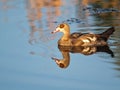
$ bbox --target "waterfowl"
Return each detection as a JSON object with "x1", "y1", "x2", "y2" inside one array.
[{"x1": 52, "y1": 23, "x2": 115, "y2": 46}]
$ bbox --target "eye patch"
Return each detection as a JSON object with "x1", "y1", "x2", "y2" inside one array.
[{"x1": 60, "y1": 24, "x2": 64, "y2": 28}]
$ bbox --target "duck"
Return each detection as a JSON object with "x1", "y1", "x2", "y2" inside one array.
[{"x1": 51, "y1": 23, "x2": 115, "y2": 46}]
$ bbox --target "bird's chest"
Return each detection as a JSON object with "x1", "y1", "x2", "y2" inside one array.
[{"x1": 58, "y1": 39, "x2": 72, "y2": 46}]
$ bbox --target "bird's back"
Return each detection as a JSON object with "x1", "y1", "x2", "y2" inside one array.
[
  {"x1": 71, "y1": 34, "x2": 101, "y2": 46},
  {"x1": 70, "y1": 27, "x2": 115, "y2": 46}
]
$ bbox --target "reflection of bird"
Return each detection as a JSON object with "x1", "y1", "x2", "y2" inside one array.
[
  {"x1": 52, "y1": 23, "x2": 115, "y2": 46},
  {"x1": 52, "y1": 45, "x2": 114, "y2": 69}
]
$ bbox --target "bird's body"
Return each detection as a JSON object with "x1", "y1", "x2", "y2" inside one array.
[
  {"x1": 52, "y1": 23, "x2": 115, "y2": 47},
  {"x1": 51, "y1": 23, "x2": 115, "y2": 68}
]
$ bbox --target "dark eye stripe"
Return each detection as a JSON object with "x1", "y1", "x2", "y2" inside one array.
[{"x1": 60, "y1": 24, "x2": 64, "y2": 28}]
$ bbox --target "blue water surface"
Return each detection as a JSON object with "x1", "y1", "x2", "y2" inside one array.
[{"x1": 0, "y1": 0, "x2": 120, "y2": 90}]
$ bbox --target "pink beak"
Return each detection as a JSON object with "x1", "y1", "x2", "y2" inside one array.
[
  {"x1": 51, "y1": 28, "x2": 60, "y2": 34},
  {"x1": 51, "y1": 57, "x2": 60, "y2": 63}
]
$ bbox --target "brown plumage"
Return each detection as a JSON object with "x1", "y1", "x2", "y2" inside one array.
[
  {"x1": 52, "y1": 23, "x2": 115, "y2": 46},
  {"x1": 52, "y1": 45, "x2": 114, "y2": 68}
]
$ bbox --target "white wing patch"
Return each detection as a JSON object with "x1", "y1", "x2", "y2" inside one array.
[
  {"x1": 82, "y1": 36, "x2": 97, "y2": 43},
  {"x1": 83, "y1": 39, "x2": 90, "y2": 43},
  {"x1": 87, "y1": 36, "x2": 96, "y2": 41}
]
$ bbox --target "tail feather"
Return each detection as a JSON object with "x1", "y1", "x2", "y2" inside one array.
[{"x1": 99, "y1": 27, "x2": 115, "y2": 41}]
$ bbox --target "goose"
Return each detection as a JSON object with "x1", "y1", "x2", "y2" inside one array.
[{"x1": 52, "y1": 23, "x2": 115, "y2": 46}]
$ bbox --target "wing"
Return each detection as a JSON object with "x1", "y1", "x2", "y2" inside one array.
[{"x1": 70, "y1": 32, "x2": 88, "y2": 39}]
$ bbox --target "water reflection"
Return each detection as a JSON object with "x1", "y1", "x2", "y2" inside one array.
[
  {"x1": 25, "y1": 0, "x2": 120, "y2": 72},
  {"x1": 26, "y1": 0, "x2": 62, "y2": 44},
  {"x1": 76, "y1": 0, "x2": 120, "y2": 74},
  {"x1": 52, "y1": 45, "x2": 114, "y2": 68},
  {"x1": 1, "y1": 0, "x2": 120, "y2": 90},
  {"x1": 82, "y1": 0, "x2": 120, "y2": 9},
  {"x1": 77, "y1": 0, "x2": 120, "y2": 27}
]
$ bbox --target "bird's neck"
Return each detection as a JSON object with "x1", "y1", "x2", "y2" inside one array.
[
  {"x1": 61, "y1": 32, "x2": 70, "y2": 41},
  {"x1": 61, "y1": 51, "x2": 70, "y2": 68}
]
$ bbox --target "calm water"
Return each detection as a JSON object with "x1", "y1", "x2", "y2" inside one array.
[{"x1": 0, "y1": 0, "x2": 120, "y2": 90}]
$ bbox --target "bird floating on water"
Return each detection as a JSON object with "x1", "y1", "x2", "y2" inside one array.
[
  {"x1": 51, "y1": 23, "x2": 115, "y2": 46},
  {"x1": 51, "y1": 23, "x2": 115, "y2": 68}
]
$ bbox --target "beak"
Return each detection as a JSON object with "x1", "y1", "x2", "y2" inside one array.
[
  {"x1": 51, "y1": 27, "x2": 60, "y2": 34},
  {"x1": 51, "y1": 57, "x2": 60, "y2": 64}
]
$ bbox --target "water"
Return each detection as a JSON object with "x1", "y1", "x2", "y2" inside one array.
[{"x1": 0, "y1": 0, "x2": 120, "y2": 90}]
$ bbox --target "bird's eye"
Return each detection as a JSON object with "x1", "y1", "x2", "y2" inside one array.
[{"x1": 60, "y1": 24, "x2": 64, "y2": 28}]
